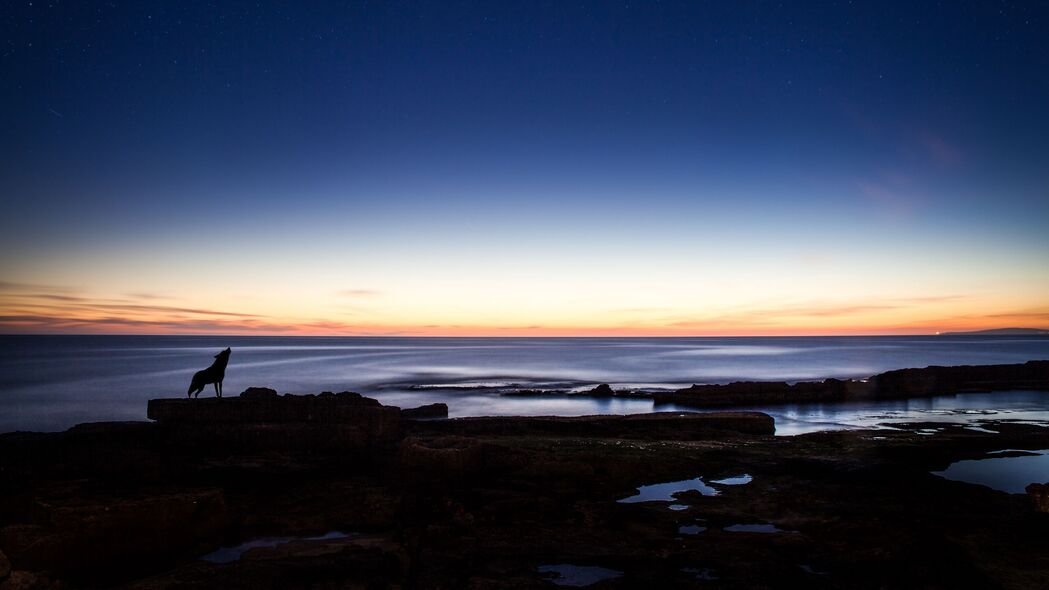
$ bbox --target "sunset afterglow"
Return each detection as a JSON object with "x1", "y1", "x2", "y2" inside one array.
[{"x1": 3, "y1": 2, "x2": 1047, "y2": 336}]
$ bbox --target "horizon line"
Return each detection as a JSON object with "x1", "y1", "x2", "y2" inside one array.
[{"x1": 4, "y1": 330, "x2": 1047, "y2": 338}]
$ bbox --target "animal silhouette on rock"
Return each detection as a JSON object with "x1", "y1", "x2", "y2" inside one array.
[{"x1": 188, "y1": 347, "x2": 231, "y2": 398}]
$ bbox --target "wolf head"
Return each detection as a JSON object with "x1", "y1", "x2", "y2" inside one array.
[{"x1": 215, "y1": 347, "x2": 231, "y2": 360}]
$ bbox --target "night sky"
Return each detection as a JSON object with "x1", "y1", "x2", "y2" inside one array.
[{"x1": 2, "y1": 1, "x2": 1048, "y2": 335}]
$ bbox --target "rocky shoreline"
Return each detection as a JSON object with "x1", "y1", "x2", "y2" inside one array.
[
  {"x1": 499, "y1": 360, "x2": 1049, "y2": 408},
  {"x1": 1, "y1": 362, "x2": 1048, "y2": 589}
]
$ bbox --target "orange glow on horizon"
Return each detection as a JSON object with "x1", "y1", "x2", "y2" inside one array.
[{"x1": 2, "y1": 277, "x2": 1046, "y2": 337}]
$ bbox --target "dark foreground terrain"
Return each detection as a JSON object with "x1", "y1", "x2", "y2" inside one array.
[{"x1": 2, "y1": 367, "x2": 1049, "y2": 589}]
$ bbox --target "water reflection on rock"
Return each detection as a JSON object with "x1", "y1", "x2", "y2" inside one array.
[
  {"x1": 618, "y1": 477, "x2": 718, "y2": 502},
  {"x1": 201, "y1": 531, "x2": 351, "y2": 564},
  {"x1": 932, "y1": 449, "x2": 1049, "y2": 494},
  {"x1": 537, "y1": 564, "x2": 623, "y2": 586}
]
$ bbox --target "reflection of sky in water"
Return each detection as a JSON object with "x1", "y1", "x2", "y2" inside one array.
[
  {"x1": 537, "y1": 564, "x2": 623, "y2": 587},
  {"x1": 201, "y1": 531, "x2": 349, "y2": 564},
  {"x1": 932, "y1": 450, "x2": 1049, "y2": 494},
  {"x1": 724, "y1": 523, "x2": 790, "y2": 533},
  {"x1": 618, "y1": 477, "x2": 720, "y2": 502},
  {"x1": 753, "y1": 392, "x2": 1049, "y2": 436},
  {"x1": 3, "y1": 335, "x2": 1048, "y2": 432}
]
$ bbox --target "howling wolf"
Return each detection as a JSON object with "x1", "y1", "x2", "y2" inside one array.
[{"x1": 187, "y1": 347, "x2": 231, "y2": 398}]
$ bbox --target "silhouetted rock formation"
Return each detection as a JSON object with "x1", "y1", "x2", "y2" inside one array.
[
  {"x1": 654, "y1": 379, "x2": 854, "y2": 407},
  {"x1": 146, "y1": 391, "x2": 402, "y2": 452},
  {"x1": 401, "y1": 403, "x2": 449, "y2": 419},
  {"x1": 239, "y1": 386, "x2": 279, "y2": 399},
  {"x1": 653, "y1": 360, "x2": 1049, "y2": 408},
  {"x1": 586, "y1": 383, "x2": 616, "y2": 397},
  {"x1": 1028, "y1": 483, "x2": 1049, "y2": 513},
  {"x1": 870, "y1": 360, "x2": 1049, "y2": 398}
]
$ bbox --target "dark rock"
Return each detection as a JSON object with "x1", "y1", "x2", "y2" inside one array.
[
  {"x1": 123, "y1": 538, "x2": 404, "y2": 590},
  {"x1": 239, "y1": 387, "x2": 279, "y2": 399},
  {"x1": 654, "y1": 379, "x2": 848, "y2": 407},
  {"x1": 871, "y1": 360, "x2": 1049, "y2": 398},
  {"x1": 148, "y1": 393, "x2": 391, "y2": 425},
  {"x1": 410, "y1": 411, "x2": 775, "y2": 439},
  {"x1": 585, "y1": 383, "x2": 615, "y2": 397},
  {"x1": 399, "y1": 436, "x2": 486, "y2": 478},
  {"x1": 1027, "y1": 482, "x2": 1049, "y2": 513},
  {"x1": 0, "y1": 571, "x2": 49, "y2": 590},
  {"x1": 653, "y1": 360, "x2": 1049, "y2": 408},
  {"x1": 2, "y1": 490, "x2": 227, "y2": 580},
  {"x1": 401, "y1": 403, "x2": 449, "y2": 419},
  {"x1": 145, "y1": 393, "x2": 403, "y2": 453},
  {"x1": 0, "y1": 550, "x2": 8, "y2": 580}
]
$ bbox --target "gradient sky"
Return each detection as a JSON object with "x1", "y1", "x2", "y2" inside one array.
[{"x1": 2, "y1": 1, "x2": 1048, "y2": 335}]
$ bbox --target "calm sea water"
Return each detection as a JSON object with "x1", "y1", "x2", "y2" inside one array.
[{"x1": 2, "y1": 335, "x2": 1049, "y2": 433}]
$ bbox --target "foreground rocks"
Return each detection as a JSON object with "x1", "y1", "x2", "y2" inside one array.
[
  {"x1": 147, "y1": 390, "x2": 403, "y2": 454},
  {"x1": 1, "y1": 384, "x2": 1049, "y2": 589}
]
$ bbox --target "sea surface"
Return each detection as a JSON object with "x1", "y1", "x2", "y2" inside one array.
[{"x1": 2, "y1": 335, "x2": 1049, "y2": 433}]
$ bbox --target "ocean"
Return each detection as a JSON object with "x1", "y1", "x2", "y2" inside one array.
[{"x1": 3, "y1": 335, "x2": 1049, "y2": 433}]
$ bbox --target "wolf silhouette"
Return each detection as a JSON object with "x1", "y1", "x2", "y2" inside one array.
[{"x1": 187, "y1": 347, "x2": 231, "y2": 398}]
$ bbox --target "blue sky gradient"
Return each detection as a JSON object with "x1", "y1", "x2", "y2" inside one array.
[{"x1": 2, "y1": 1, "x2": 1048, "y2": 334}]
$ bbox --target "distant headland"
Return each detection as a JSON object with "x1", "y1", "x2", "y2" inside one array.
[{"x1": 939, "y1": 328, "x2": 1049, "y2": 336}]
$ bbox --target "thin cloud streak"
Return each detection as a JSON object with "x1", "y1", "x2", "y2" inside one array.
[{"x1": 336, "y1": 289, "x2": 383, "y2": 297}]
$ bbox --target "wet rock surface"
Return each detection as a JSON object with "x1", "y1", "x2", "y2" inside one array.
[{"x1": 1, "y1": 389, "x2": 1048, "y2": 589}]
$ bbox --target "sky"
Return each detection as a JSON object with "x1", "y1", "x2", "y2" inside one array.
[{"x1": 2, "y1": 1, "x2": 1048, "y2": 336}]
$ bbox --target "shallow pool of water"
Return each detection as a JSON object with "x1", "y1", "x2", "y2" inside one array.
[
  {"x1": 679, "y1": 524, "x2": 707, "y2": 535},
  {"x1": 201, "y1": 531, "x2": 350, "y2": 563},
  {"x1": 932, "y1": 449, "x2": 1049, "y2": 494},
  {"x1": 537, "y1": 564, "x2": 623, "y2": 586},
  {"x1": 710, "y1": 474, "x2": 753, "y2": 485},
  {"x1": 724, "y1": 523, "x2": 790, "y2": 533},
  {"x1": 751, "y1": 391, "x2": 1049, "y2": 436},
  {"x1": 618, "y1": 477, "x2": 719, "y2": 503}
]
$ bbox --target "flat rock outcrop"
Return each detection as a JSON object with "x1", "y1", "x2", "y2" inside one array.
[
  {"x1": 400, "y1": 403, "x2": 449, "y2": 419},
  {"x1": 871, "y1": 360, "x2": 1049, "y2": 398},
  {"x1": 146, "y1": 390, "x2": 403, "y2": 452},
  {"x1": 654, "y1": 360, "x2": 1049, "y2": 408},
  {"x1": 410, "y1": 411, "x2": 775, "y2": 439},
  {"x1": 654, "y1": 379, "x2": 855, "y2": 407},
  {"x1": 148, "y1": 390, "x2": 394, "y2": 425}
]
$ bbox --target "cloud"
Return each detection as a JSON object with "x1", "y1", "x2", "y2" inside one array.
[
  {"x1": 125, "y1": 292, "x2": 167, "y2": 300},
  {"x1": 336, "y1": 289, "x2": 382, "y2": 297},
  {"x1": 0, "y1": 313, "x2": 303, "y2": 334},
  {"x1": 663, "y1": 295, "x2": 965, "y2": 330},
  {"x1": 0, "y1": 280, "x2": 77, "y2": 293}
]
